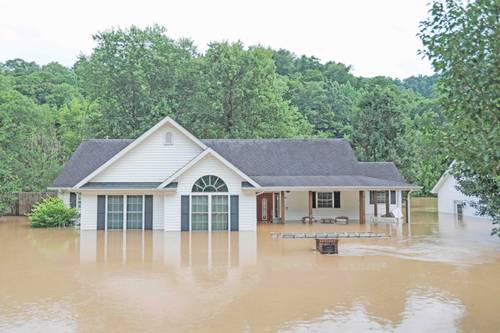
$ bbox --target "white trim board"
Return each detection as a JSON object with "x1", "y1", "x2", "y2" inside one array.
[{"x1": 74, "y1": 117, "x2": 207, "y2": 189}]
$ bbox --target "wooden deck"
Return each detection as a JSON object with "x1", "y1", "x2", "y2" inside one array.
[{"x1": 271, "y1": 231, "x2": 388, "y2": 239}]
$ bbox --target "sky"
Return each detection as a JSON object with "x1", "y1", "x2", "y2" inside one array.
[{"x1": 0, "y1": 0, "x2": 434, "y2": 79}]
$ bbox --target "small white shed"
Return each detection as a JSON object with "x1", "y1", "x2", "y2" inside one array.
[{"x1": 431, "y1": 166, "x2": 485, "y2": 218}]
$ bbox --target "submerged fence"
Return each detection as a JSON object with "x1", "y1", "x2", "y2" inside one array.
[{"x1": 1, "y1": 192, "x2": 56, "y2": 216}]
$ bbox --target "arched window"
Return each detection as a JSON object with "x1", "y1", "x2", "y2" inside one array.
[{"x1": 192, "y1": 175, "x2": 228, "y2": 192}]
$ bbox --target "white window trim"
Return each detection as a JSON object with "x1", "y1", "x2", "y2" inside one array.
[
  {"x1": 104, "y1": 195, "x2": 146, "y2": 230},
  {"x1": 189, "y1": 193, "x2": 230, "y2": 232},
  {"x1": 316, "y1": 192, "x2": 333, "y2": 209},
  {"x1": 315, "y1": 192, "x2": 341, "y2": 209}
]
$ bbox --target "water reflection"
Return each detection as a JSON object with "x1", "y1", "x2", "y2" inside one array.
[
  {"x1": 277, "y1": 288, "x2": 465, "y2": 333},
  {"x1": 1, "y1": 206, "x2": 499, "y2": 332},
  {"x1": 80, "y1": 231, "x2": 257, "y2": 270}
]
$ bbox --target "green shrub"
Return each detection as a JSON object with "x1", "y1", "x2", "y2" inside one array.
[{"x1": 28, "y1": 197, "x2": 78, "y2": 228}]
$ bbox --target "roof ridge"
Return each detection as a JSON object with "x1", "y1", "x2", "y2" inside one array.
[
  {"x1": 202, "y1": 138, "x2": 347, "y2": 142},
  {"x1": 82, "y1": 138, "x2": 134, "y2": 142}
]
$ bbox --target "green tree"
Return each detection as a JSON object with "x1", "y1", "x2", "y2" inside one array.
[
  {"x1": 75, "y1": 25, "x2": 199, "y2": 138},
  {"x1": 420, "y1": 0, "x2": 499, "y2": 235},
  {"x1": 351, "y1": 84, "x2": 410, "y2": 171},
  {"x1": 0, "y1": 78, "x2": 61, "y2": 195},
  {"x1": 188, "y1": 42, "x2": 311, "y2": 138}
]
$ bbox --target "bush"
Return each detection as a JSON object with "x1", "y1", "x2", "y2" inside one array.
[{"x1": 28, "y1": 197, "x2": 78, "y2": 228}]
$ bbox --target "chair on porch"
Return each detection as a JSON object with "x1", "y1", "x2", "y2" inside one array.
[
  {"x1": 302, "y1": 216, "x2": 316, "y2": 224},
  {"x1": 334, "y1": 216, "x2": 349, "y2": 224}
]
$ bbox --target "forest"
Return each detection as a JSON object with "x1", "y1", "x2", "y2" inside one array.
[
  {"x1": 0, "y1": 0, "x2": 497, "y2": 232},
  {"x1": 0, "y1": 26, "x2": 446, "y2": 196}
]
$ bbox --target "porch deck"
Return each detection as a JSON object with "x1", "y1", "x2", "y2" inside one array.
[{"x1": 271, "y1": 231, "x2": 388, "y2": 239}]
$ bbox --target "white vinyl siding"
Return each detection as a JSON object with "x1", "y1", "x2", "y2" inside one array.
[
  {"x1": 168, "y1": 154, "x2": 256, "y2": 232},
  {"x1": 153, "y1": 194, "x2": 164, "y2": 230},
  {"x1": 365, "y1": 190, "x2": 401, "y2": 217},
  {"x1": 79, "y1": 192, "x2": 165, "y2": 230},
  {"x1": 80, "y1": 193, "x2": 98, "y2": 230},
  {"x1": 164, "y1": 193, "x2": 180, "y2": 231},
  {"x1": 286, "y1": 191, "x2": 359, "y2": 221},
  {"x1": 92, "y1": 123, "x2": 203, "y2": 182},
  {"x1": 436, "y1": 175, "x2": 485, "y2": 217},
  {"x1": 58, "y1": 191, "x2": 70, "y2": 207}
]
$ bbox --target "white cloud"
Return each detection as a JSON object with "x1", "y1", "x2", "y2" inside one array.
[{"x1": 0, "y1": 0, "x2": 434, "y2": 78}]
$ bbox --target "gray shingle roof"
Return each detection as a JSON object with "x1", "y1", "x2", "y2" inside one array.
[
  {"x1": 203, "y1": 139, "x2": 411, "y2": 187},
  {"x1": 52, "y1": 139, "x2": 133, "y2": 187},
  {"x1": 52, "y1": 138, "x2": 413, "y2": 188}
]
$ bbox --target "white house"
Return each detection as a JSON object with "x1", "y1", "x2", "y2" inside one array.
[
  {"x1": 50, "y1": 117, "x2": 418, "y2": 231},
  {"x1": 431, "y1": 165, "x2": 485, "y2": 218}
]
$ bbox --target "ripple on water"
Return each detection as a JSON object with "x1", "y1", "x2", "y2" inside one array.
[{"x1": 277, "y1": 288, "x2": 464, "y2": 333}]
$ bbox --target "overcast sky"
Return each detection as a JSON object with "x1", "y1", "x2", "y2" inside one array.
[{"x1": 0, "y1": 0, "x2": 434, "y2": 79}]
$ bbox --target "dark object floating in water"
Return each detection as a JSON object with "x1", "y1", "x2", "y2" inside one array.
[{"x1": 316, "y1": 238, "x2": 339, "y2": 254}]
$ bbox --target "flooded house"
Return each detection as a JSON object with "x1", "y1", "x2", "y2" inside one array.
[{"x1": 49, "y1": 117, "x2": 419, "y2": 231}]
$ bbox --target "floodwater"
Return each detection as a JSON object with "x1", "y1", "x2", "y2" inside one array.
[{"x1": 0, "y1": 200, "x2": 499, "y2": 333}]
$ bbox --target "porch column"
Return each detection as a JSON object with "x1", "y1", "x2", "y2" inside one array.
[
  {"x1": 308, "y1": 191, "x2": 313, "y2": 219},
  {"x1": 373, "y1": 191, "x2": 378, "y2": 217},
  {"x1": 280, "y1": 191, "x2": 286, "y2": 224},
  {"x1": 405, "y1": 191, "x2": 411, "y2": 224},
  {"x1": 359, "y1": 191, "x2": 365, "y2": 224},
  {"x1": 385, "y1": 191, "x2": 390, "y2": 216}
]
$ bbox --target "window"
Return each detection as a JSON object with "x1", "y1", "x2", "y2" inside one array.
[
  {"x1": 127, "y1": 196, "x2": 143, "y2": 229},
  {"x1": 211, "y1": 195, "x2": 229, "y2": 231},
  {"x1": 107, "y1": 196, "x2": 124, "y2": 229},
  {"x1": 317, "y1": 192, "x2": 333, "y2": 208},
  {"x1": 192, "y1": 175, "x2": 228, "y2": 192},
  {"x1": 369, "y1": 191, "x2": 397, "y2": 204},
  {"x1": 261, "y1": 198, "x2": 268, "y2": 220},
  {"x1": 165, "y1": 132, "x2": 173, "y2": 145},
  {"x1": 77, "y1": 193, "x2": 81, "y2": 212},
  {"x1": 191, "y1": 196, "x2": 209, "y2": 231},
  {"x1": 316, "y1": 192, "x2": 341, "y2": 208}
]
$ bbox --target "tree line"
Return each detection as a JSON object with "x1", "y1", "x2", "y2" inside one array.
[
  {"x1": 0, "y1": 26, "x2": 446, "y2": 196},
  {"x1": 0, "y1": 0, "x2": 497, "y2": 233}
]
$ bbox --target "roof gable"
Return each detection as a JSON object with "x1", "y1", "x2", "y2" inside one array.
[
  {"x1": 431, "y1": 162, "x2": 455, "y2": 194},
  {"x1": 74, "y1": 117, "x2": 206, "y2": 188},
  {"x1": 52, "y1": 123, "x2": 417, "y2": 189},
  {"x1": 158, "y1": 149, "x2": 260, "y2": 189}
]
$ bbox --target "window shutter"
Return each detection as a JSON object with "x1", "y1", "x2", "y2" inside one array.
[
  {"x1": 97, "y1": 195, "x2": 105, "y2": 230},
  {"x1": 390, "y1": 191, "x2": 396, "y2": 205},
  {"x1": 70, "y1": 192, "x2": 76, "y2": 208},
  {"x1": 333, "y1": 191, "x2": 341, "y2": 208},
  {"x1": 230, "y1": 195, "x2": 239, "y2": 231},
  {"x1": 144, "y1": 195, "x2": 153, "y2": 230},
  {"x1": 312, "y1": 192, "x2": 316, "y2": 208},
  {"x1": 181, "y1": 196, "x2": 190, "y2": 231},
  {"x1": 369, "y1": 191, "x2": 374, "y2": 204}
]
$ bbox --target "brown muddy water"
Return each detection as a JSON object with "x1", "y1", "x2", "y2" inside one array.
[{"x1": 0, "y1": 200, "x2": 499, "y2": 332}]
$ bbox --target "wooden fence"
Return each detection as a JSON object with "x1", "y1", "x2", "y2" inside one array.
[{"x1": 1, "y1": 192, "x2": 57, "y2": 216}]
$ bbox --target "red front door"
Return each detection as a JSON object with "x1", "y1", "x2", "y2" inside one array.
[{"x1": 257, "y1": 193, "x2": 273, "y2": 223}]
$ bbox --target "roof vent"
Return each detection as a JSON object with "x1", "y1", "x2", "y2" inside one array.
[{"x1": 165, "y1": 132, "x2": 173, "y2": 145}]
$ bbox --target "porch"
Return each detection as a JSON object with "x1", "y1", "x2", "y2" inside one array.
[{"x1": 256, "y1": 189, "x2": 412, "y2": 225}]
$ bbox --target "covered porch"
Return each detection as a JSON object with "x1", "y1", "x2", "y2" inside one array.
[{"x1": 256, "y1": 189, "x2": 412, "y2": 225}]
